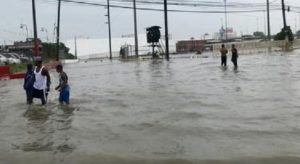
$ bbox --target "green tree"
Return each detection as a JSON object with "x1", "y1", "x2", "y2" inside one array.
[
  {"x1": 274, "y1": 26, "x2": 294, "y2": 42},
  {"x1": 42, "y1": 42, "x2": 75, "y2": 60}
]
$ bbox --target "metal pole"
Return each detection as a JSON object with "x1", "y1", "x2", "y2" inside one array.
[
  {"x1": 56, "y1": 0, "x2": 61, "y2": 61},
  {"x1": 53, "y1": 23, "x2": 56, "y2": 43},
  {"x1": 26, "y1": 25, "x2": 29, "y2": 38},
  {"x1": 107, "y1": 0, "x2": 112, "y2": 60},
  {"x1": 164, "y1": 0, "x2": 170, "y2": 60},
  {"x1": 224, "y1": 0, "x2": 228, "y2": 41},
  {"x1": 41, "y1": 28, "x2": 49, "y2": 42},
  {"x1": 263, "y1": 11, "x2": 266, "y2": 35},
  {"x1": 133, "y1": 0, "x2": 139, "y2": 57},
  {"x1": 256, "y1": 17, "x2": 259, "y2": 32},
  {"x1": 74, "y1": 36, "x2": 77, "y2": 59},
  {"x1": 294, "y1": 13, "x2": 298, "y2": 33},
  {"x1": 32, "y1": 0, "x2": 39, "y2": 57},
  {"x1": 46, "y1": 30, "x2": 49, "y2": 42}
]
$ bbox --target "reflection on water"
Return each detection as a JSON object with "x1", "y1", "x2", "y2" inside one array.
[
  {"x1": 10, "y1": 104, "x2": 76, "y2": 154},
  {"x1": 1, "y1": 52, "x2": 300, "y2": 163}
]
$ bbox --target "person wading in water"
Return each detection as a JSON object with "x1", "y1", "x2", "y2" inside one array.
[
  {"x1": 231, "y1": 44, "x2": 238, "y2": 70},
  {"x1": 55, "y1": 64, "x2": 70, "y2": 105},
  {"x1": 220, "y1": 44, "x2": 228, "y2": 67},
  {"x1": 29, "y1": 56, "x2": 51, "y2": 105},
  {"x1": 23, "y1": 63, "x2": 34, "y2": 104}
]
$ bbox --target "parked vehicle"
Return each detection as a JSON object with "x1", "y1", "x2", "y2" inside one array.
[
  {"x1": 9, "y1": 53, "x2": 20, "y2": 59},
  {"x1": 2, "y1": 53, "x2": 21, "y2": 64},
  {"x1": 18, "y1": 53, "x2": 32, "y2": 62},
  {"x1": 0, "y1": 54, "x2": 8, "y2": 64}
]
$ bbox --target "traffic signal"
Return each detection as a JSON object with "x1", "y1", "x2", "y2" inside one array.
[{"x1": 146, "y1": 26, "x2": 161, "y2": 43}]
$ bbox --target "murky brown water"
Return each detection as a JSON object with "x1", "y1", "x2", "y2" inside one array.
[{"x1": 1, "y1": 52, "x2": 300, "y2": 163}]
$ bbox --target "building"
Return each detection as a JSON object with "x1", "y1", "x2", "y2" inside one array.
[
  {"x1": 176, "y1": 38, "x2": 206, "y2": 53},
  {"x1": 6, "y1": 38, "x2": 43, "y2": 57},
  {"x1": 214, "y1": 26, "x2": 237, "y2": 41}
]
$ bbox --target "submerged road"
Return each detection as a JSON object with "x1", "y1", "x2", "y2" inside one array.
[{"x1": 1, "y1": 52, "x2": 300, "y2": 163}]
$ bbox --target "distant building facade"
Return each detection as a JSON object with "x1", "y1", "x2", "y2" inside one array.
[{"x1": 6, "y1": 38, "x2": 43, "y2": 57}]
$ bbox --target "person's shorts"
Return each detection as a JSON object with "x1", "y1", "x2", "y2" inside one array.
[
  {"x1": 59, "y1": 85, "x2": 70, "y2": 103},
  {"x1": 32, "y1": 88, "x2": 46, "y2": 99}
]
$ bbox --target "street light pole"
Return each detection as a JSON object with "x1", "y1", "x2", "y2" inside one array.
[
  {"x1": 133, "y1": 0, "x2": 139, "y2": 57},
  {"x1": 20, "y1": 24, "x2": 29, "y2": 38},
  {"x1": 107, "y1": 0, "x2": 112, "y2": 60},
  {"x1": 41, "y1": 27, "x2": 49, "y2": 42},
  {"x1": 32, "y1": 0, "x2": 39, "y2": 57},
  {"x1": 224, "y1": 0, "x2": 228, "y2": 41},
  {"x1": 53, "y1": 23, "x2": 57, "y2": 43},
  {"x1": 256, "y1": 17, "x2": 259, "y2": 32},
  {"x1": 164, "y1": 0, "x2": 170, "y2": 60}
]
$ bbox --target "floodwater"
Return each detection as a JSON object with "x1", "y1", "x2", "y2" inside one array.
[{"x1": 1, "y1": 52, "x2": 300, "y2": 164}]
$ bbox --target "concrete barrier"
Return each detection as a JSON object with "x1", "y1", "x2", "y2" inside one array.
[
  {"x1": 61, "y1": 59, "x2": 79, "y2": 64},
  {"x1": 0, "y1": 66, "x2": 25, "y2": 80}
]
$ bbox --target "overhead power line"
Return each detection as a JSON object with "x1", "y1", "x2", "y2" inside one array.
[{"x1": 57, "y1": 0, "x2": 282, "y2": 13}]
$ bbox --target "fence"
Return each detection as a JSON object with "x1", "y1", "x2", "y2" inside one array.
[
  {"x1": 212, "y1": 39, "x2": 300, "y2": 56},
  {"x1": 85, "y1": 44, "x2": 176, "y2": 59}
]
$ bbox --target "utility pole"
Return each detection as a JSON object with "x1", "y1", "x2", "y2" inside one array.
[
  {"x1": 224, "y1": 0, "x2": 228, "y2": 41},
  {"x1": 56, "y1": 0, "x2": 61, "y2": 61},
  {"x1": 267, "y1": 0, "x2": 271, "y2": 40},
  {"x1": 164, "y1": 0, "x2": 170, "y2": 60},
  {"x1": 107, "y1": 0, "x2": 112, "y2": 60},
  {"x1": 281, "y1": 0, "x2": 287, "y2": 29},
  {"x1": 281, "y1": 0, "x2": 289, "y2": 51},
  {"x1": 133, "y1": 0, "x2": 139, "y2": 57},
  {"x1": 32, "y1": 0, "x2": 39, "y2": 57},
  {"x1": 267, "y1": 0, "x2": 271, "y2": 51}
]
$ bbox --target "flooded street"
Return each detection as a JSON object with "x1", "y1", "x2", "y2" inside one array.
[{"x1": 1, "y1": 52, "x2": 300, "y2": 163}]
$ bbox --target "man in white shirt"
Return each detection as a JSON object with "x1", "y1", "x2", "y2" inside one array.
[{"x1": 29, "y1": 56, "x2": 51, "y2": 105}]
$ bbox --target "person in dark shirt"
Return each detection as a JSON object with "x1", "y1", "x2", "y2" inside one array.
[
  {"x1": 24, "y1": 63, "x2": 34, "y2": 104},
  {"x1": 55, "y1": 64, "x2": 70, "y2": 105},
  {"x1": 231, "y1": 44, "x2": 238, "y2": 69}
]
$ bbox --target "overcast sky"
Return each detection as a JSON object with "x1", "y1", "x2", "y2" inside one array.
[{"x1": 1, "y1": 0, "x2": 300, "y2": 45}]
